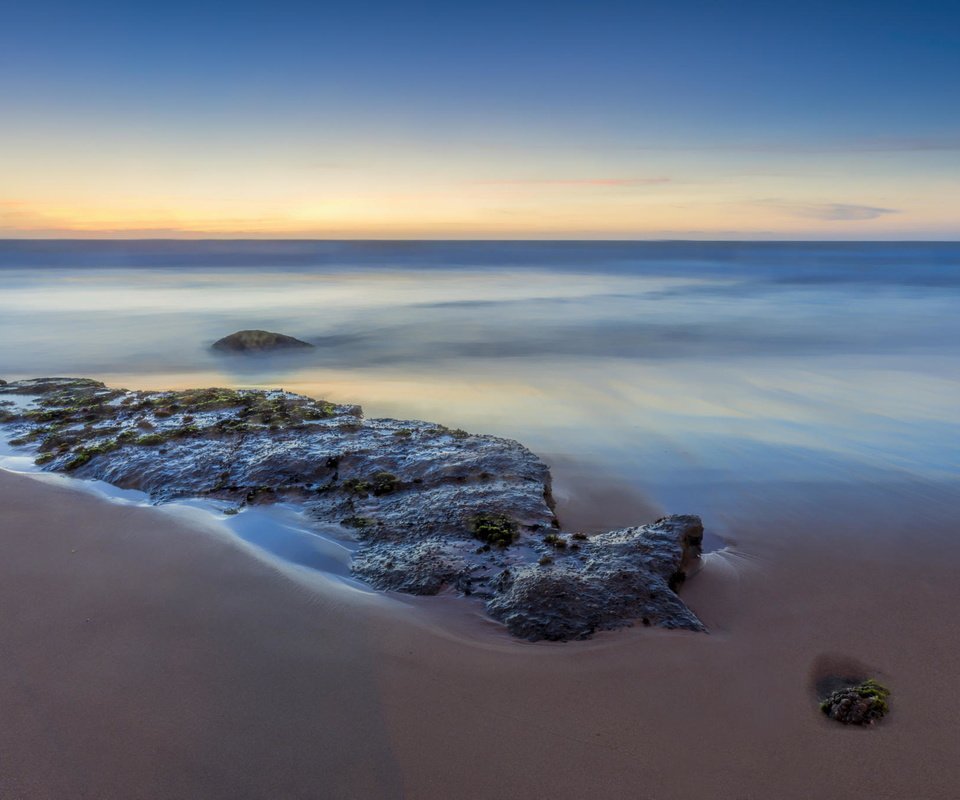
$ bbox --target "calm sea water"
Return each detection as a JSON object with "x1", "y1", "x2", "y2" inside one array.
[{"x1": 2, "y1": 241, "x2": 958, "y2": 539}]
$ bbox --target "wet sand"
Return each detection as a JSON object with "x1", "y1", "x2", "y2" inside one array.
[{"x1": 2, "y1": 467, "x2": 959, "y2": 799}]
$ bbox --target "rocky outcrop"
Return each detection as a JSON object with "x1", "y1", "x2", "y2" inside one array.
[
  {"x1": 211, "y1": 330, "x2": 314, "y2": 353},
  {"x1": 0, "y1": 377, "x2": 705, "y2": 641}
]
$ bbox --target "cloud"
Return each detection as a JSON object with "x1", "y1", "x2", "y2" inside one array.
[
  {"x1": 757, "y1": 199, "x2": 899, "y2": 221},
  {"x1": 634, "y1": 136, "x2": 960, "y2": 154},
  {"x1": 475, "y1": 177, "x2": 671, "y2": 187},
  {"x1": 836, "y1": 137, "x2": 960, "y2": 153},
  {"x1": 804, "y1": 203, "x2": 898, "y2": 221}
]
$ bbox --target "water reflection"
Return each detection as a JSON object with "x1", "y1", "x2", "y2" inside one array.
[{"x1": 1, "y1": 242, "x2": 957, "y2": 533}]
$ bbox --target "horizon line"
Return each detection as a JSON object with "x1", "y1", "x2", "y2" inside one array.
[{"x1": 1, "y1": 237, "x2": 959, "y2": 244}]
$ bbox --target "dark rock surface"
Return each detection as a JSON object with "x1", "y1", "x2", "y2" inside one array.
[
  {"x1": 0, "y1": 377, "x2": 705, "y2": 641},
  {"x1": 487, "y1": 516, "x2": 704, "y2": 640},
  {"x1": 211, "y1": 330, "x2": 314, "y2": 353}
]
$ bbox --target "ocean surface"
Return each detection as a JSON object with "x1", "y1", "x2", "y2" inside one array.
[{"x1": 2, "y1": 240, "x2": 958, "y2": 541}]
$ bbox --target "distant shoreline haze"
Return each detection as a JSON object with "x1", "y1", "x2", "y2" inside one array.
[{"x1": 1, "y1": 240, "x2": 958, "y2": 280}]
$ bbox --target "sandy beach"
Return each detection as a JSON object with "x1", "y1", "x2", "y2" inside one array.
[{"x1": 2, "y1": 466, "x2": 959, "y2": 799}]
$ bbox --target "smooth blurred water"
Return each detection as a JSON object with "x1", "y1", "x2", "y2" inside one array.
[{"x1": 2, "y1": 241, "x2": 958, "y2": 537}]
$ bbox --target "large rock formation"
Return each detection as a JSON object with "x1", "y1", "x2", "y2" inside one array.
[
  {"x1": 211, "y1": 330, "x2": 314, "y2": 353},
  {"x1": 0, "y1": 377, "x2": 705, "y2": 641}
]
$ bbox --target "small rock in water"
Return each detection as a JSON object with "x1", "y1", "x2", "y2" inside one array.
[
  {"x1": 211, "y1": 330, "x2": 314, "y2": 353},
  {"x1": 820, "y1": 679, "x2": 891, "y2": 725}
]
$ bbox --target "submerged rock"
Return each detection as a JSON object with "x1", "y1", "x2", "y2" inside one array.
[
  {"x1": 0, "y1": 377, "x2": 705, "y2": 641},
  {"x1": 211, "y1": 330, "x2": 314, "y2": 353}
]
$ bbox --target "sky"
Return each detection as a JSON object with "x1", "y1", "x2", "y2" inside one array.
[{"x1": 1, "y1": 0, "x2": 958, "y2": 239}]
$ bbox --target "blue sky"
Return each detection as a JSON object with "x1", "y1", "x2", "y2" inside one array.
[{"x1": 1, "y1": 0, "x2": 958, "y2": 237}]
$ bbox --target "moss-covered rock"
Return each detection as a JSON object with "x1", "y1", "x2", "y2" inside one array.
[
  {"x1": 470, "y1": 512, "x2": 518, "y2": 547},
  {"x1": 820, "y1": 679, "x2": 891, "y2": 725},
  {"x1": 371, "y1": 471, "x2": 399, "y2": 496}
]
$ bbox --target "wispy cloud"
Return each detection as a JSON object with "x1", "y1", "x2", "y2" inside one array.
[
  {"x1": 838, "y1": 137, "x2": 960, "y2": 153},
  {"x1": 475, "y1": 177, "x2": 671, "y2": 187},
  {"x1": 805, "y1": 204, "x2": 898, "y2": 221},
  {"x1": 635, "y1": 136, "x2": 960, "y2": 154},
  {"x1": 757, "y1": 199, "x2": 899, "y2": 221}
]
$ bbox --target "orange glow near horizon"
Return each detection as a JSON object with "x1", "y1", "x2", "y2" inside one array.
[
  {"x1": 2, "y1": 0, "x2": 958, "y2": 241},
  {"x1": 2, "y1": 143, "x2": 957, "y2": 239},
  {"x1": 3, "y1": 191, "x2": 957, "y2": 239}
]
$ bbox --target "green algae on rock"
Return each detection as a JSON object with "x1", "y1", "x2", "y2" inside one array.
[
  {"x1": 820, "y1": 679, "x2": 891, "y2": 725},
  {"x1": 470, "y1": 512, "x2": 519, "y2": 548}
]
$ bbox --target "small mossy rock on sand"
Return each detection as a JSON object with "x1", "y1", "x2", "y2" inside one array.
[
  {"x1": 0, "y1": 377, "x2": 705, "y2": 641},
  {"x1": 211, "y1": 330, "x2": 314, "y2": 353},
  {"x1": 820, "y1": 679, "x2": 891, "y2": 725}
]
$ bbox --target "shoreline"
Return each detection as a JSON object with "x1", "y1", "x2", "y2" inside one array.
[
  {"x1": 1, "y1": 431, "x2": 375, "y2": 592},
  {"x1": 2, "y1": 466, "x2": 960, "y2": 797}
]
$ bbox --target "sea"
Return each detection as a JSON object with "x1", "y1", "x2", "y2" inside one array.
[{"x1": 1, "y1": 240, "x2": 958, "y2": 542}]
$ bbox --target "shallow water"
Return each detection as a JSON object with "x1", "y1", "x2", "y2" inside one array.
[
  {"x1": 1, "y1": 240, "x2": 958, "y2": 541},
  {"x1": 0, "y1": 427, "x2": 376, "y2": 594}
]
